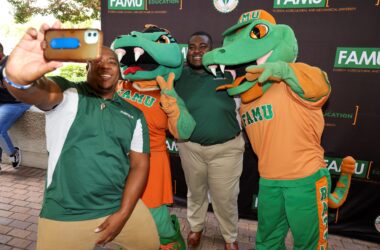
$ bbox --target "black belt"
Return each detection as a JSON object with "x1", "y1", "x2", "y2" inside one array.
[{"x1": 196, "y1": 132, "x2": 241, "y2": 146}]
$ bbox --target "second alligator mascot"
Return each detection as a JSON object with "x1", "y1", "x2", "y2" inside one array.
[{"x1": 203, "y1": 9, "x2": 355, "y2": 250}]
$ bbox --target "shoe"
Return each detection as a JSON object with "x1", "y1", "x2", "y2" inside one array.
[
  {"x1": 187, "y1": 230, "x2": 202, "y2": 248},
  {"x1": 10, "y1": 147, "x2": 21, "y2": 169},
  {"x1": 159, "y1": 215, "x2": 186, "y2": 250},
  {"x1": 225, "y1": 241, "x2": 239, "y2": 250}
]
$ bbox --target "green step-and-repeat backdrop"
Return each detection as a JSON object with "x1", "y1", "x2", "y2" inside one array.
[{"x1": 101, "y1": 0, "x2": 380, "y2": 242}]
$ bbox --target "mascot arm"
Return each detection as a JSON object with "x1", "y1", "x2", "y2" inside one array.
[
  {"x1": 328, "y1": 156, "x2": 356, "y2": 209},
  {"x1": 289, "y1": 62, "x2": 330, "y2": 101},
  {"x1": 246, "y1": 62, "x2": 330, "y2": 101},
  {"x1": 156, "y1": 73, "x2": 196, "y2": 140}
]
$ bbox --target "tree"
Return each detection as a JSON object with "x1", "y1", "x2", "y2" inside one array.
[
  {"x1": 7, "y1": 0, "x2": 100, "y2": 24},
  {"x1": 47, "y1": 63, "x2": 87, "y2": 82}
]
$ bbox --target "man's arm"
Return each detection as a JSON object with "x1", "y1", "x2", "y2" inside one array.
[
  {"x1": 4, "y1": 76, "x2": 63, "y2": 111},
  {"x1": 94, "y1": 151, "x2": 149, "y2": 245},
  {"x1": 119, "y1": 150, "x2": 150, "y2": 216},
  {"x1": 3, "y1": 22, "x2": 64, "y2": 110}
]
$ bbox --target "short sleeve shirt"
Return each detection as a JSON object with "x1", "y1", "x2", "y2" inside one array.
[
  {"x1": 40, "y1": 77, "x2": 150, "y2": 221},
  {"x1": 175, "y1": 66, "x2": 241, "y2": 145}
]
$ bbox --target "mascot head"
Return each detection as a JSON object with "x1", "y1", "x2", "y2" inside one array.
[
  {"x1": 203, "y1": 10, "x2": 298, "y2": 101},
  {"x1": 111, "y1": 25, "x2": 183, "y2": 84}
]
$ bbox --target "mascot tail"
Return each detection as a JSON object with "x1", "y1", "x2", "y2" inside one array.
[{"x1": 328, "y1": 156, "x2": 356, "y2": 208}]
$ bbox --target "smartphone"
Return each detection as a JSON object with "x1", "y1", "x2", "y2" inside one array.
[{"x1": 44, "y1": 29, "x2": 103, "y2": 62}]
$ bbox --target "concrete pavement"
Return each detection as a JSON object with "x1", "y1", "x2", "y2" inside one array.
[{"x1": 1, "y1": 164, "x2": 380, "y2": 250}]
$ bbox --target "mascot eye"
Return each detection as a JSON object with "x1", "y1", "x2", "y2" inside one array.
[
  {"x1": 250, "y1": 24, "x2": 269, "y2": 39},
  {"x1": 156, "y1": 35, "x2": 171, "y2": 44}
]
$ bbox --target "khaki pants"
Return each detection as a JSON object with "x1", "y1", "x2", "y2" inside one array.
[
  {"x1": 177, "y1": 134, "x2": 245, "y2": 243},
  {"x1": 37, "y1": 200, "x2": 159, "y2": 250}
]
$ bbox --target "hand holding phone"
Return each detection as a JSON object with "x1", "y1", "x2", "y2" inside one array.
[{"x1": 44, "y1": 29, "x2": 103, "y2": 62}]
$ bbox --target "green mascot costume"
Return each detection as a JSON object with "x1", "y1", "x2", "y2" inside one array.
[
  {"x1": 111, "y1": 25, "x2": 194, "y2": 250},
  {"x1": 203, "y1": 10, "x2": 355, "y2": 250}
]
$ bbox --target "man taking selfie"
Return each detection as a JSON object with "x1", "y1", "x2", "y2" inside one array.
[{"x1": 1, "y1": 21, "x2": 159, "y2": 249}]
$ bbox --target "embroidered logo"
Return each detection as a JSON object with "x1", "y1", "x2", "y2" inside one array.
[
  {"x1": 241, "y1": 104, "x2": 274, "y2": 127},
  {"x1": 119, "y1": 89, "x2": 157, "y2": 107}
]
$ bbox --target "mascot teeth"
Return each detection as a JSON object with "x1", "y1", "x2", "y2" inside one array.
[
  {"x1": 115, "y1": 48, "x2": 126, "y2": 62},
  {"x1": 225, "y1": 69, "x2": 236, "y2": 80},
  {"x1": 257, "y1": 51, "x2": 273, "y2": 65},
  {"x1": 220, "y1": 64, "x2": 225, "y2": 73},
  {"x1": 208, "y1": 65, "x2": 217, "y2": 76},
  {"x1": 134, "y1": 47, "x2": 145, "y2": 62}
]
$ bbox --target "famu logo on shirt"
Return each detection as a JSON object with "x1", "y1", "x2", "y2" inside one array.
[
  {"x1": 118, "y1": 89, "x2": 157, "y2": 107},
  {"x1": 241, "y1": 104, "x2": 274, "y2": 127},
  {"x1": 273, "y1": 0, "x2": 327, "y2": 8},
  {"x1": 108, "y1": 0, "x2": 145, "y2": 10},
  {"x1": 334, "y1": 47, "x2": 380, "y2": 69}
]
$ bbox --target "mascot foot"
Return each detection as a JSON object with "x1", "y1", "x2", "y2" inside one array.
[{"x1": 159, "y1": 215, "x2": 186, "y2": 250}]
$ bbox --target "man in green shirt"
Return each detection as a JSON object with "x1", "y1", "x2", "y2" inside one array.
[
  {"x1": 175, "y1": 32, "x2": 245, "y2": 250},
  {"x1": 2, "y1": 21, "x2": 159, "y2": 249}
]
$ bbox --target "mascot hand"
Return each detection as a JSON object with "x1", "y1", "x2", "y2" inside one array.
[
  {"x1": 156, "y1": 72, "x2": 178, "y2": 115},
  {"x1": 246, "y1": 61, "x2": 291, "y2": 83},
  {"x1": 156, "y1": 72, "x2": 196, "y2": 140},
  {"x1": 157, "y1": 72, "x2": 175, "y2": 93},
  {"x1": 246, "y1": 61, "x2": 303, "y2": 96}
]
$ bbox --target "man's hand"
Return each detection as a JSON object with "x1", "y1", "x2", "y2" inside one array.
[
  {"x1": 94, "y1": 211, "x2": 128, "y2": 246},
  {"x1": 5, "y1": 21, "x2": 63, "y2": 84}
]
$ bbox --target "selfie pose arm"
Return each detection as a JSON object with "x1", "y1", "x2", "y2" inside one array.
[
  {"x1": 95, "y1": 150, "x2": 150, "y2": 245},
  {"x1": 3, "y1": 21, "x2": 63, "y2": 111}
]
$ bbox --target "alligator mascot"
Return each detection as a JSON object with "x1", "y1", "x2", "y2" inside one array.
[
  {"x1": 203, "y1": 10, "x2": 355, "y2": 250},
  {"x1": 111, "y1": 25, "x2": 195, "y2": 250}
]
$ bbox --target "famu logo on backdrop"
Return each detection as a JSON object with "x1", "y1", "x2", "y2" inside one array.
[
  {"x1": 108, "y1": 0, "x2": 180, "y2": 11},
  {"x1": 335, "y1": 47, "x2": 380, "y2": 69},
  {"x1": 108, "y1": 0, "x2": 145, "y2": 10},
  {"x1": 213, "y1": 0, "x2": 239, "y2": 13},
  {"x1": 274, "y1": 0, "x2": 326, "y2": 8},
  {"x1": 166, "y1": 137, "x2": 178, "y2": 154},
  {"x1": 324, "y1": 105, "x2": 359, "y2": 126},
  {"x1": 325, "y1": 156, "x2": 371, "y2": 179}
]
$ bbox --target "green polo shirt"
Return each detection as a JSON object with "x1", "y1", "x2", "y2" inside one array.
[
  {"x1": 175, "y1": 66, "x2": 241, "y2": 145},
  {"x1": 40, "y1": 77, "x2": 149, "y2": 221}
]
